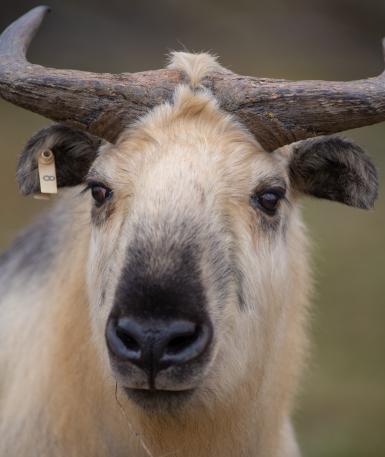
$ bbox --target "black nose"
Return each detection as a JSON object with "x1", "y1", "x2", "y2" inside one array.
[{"x1": 106, "y1": 316, "x2": 212, "y2": 375}]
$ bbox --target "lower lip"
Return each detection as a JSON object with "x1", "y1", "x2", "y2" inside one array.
[{"x1": 124, "y1": 388, "x2": 195, "y2": 410}]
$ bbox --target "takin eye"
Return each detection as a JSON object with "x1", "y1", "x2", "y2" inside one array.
[
  {"x1": 250, "y1": 188, "x2": 286, "y2": 216},
  {"x1": 88, "y1": 182, "x2": 113, "y2": 206}
]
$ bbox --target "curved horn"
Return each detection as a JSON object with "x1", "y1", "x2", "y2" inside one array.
[
  {"x1": 0, "y1": 6, "x2": 185, "y2": 144},
  {"x1": 211, "y1": 50, "x2": 385, "y2": 150},
  {"x1": 1, "y1": 6, "x2": 385, "y2": 151}
]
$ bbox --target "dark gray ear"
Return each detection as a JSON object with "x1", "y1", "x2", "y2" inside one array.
[
  {"x1": 289, "y1": 136, "x2": 379, "y2": 209},
  {"x1": 16, "y1": 124, "x2": 102, "y2": 195}
]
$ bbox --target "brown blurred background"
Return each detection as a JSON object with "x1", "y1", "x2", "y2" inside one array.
[{"x1": 0, "y1": 1, "x2": 384, "y2": 455}]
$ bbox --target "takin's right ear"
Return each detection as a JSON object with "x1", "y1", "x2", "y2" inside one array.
[
  {"x1": 16, "y1": 124, "x2": 102, "y2": 195},
  {"x1": 288, "y1": 136, "x2": 379, "y2": 209}
]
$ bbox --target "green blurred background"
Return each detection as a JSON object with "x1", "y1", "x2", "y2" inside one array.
[{"x1": 0, "y1": 1, "x2": 384, "y2": 455}]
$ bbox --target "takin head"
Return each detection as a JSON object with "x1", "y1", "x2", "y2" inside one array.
[{"x1": 16, "y1": 53, "x2": 378, "y2": 411}]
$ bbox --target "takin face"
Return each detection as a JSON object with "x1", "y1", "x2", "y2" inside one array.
[{"x1": 17, "y1": 53, "x2": 378, "y2": 412}]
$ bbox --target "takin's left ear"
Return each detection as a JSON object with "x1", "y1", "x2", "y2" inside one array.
[{"x1": 288, "y1": 136, "x2": 379, "y2": 209}]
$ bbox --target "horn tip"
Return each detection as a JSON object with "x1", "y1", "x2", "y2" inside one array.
[
  {"x1": 30, "y1": 5, "x2": 51, "y2": 17},
  {"x1": 20, "y1": 6, "x2": 51, "y2": 25}
]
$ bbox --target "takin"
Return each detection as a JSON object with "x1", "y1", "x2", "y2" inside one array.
[{"x1": 0, "y1": 6, "x2": 383, "y2": 457}]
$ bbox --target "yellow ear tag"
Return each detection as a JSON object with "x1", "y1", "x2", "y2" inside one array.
[{"x1": 37, "y1": 149, "x2": 57, "y2": 197}]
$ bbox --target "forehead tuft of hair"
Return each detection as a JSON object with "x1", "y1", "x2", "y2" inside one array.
[
  {"x1": 115, "y1": 52, "x2": 261, "y2": 154},
  {"x1": 167, "y1": 51, "x2": 226, "y2": 88}
]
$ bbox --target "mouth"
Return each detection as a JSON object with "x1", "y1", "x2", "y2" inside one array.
[{"x1": 124, "y1": 387, "x2": 195, "y2": 411}]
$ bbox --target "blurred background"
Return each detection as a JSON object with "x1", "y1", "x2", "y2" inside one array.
[{"x1": 0, "y1": 1, "x2": 384, "y2": 455}]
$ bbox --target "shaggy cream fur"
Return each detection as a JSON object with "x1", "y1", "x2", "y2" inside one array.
[{"x1": 0, "y1": 53, "x2": 311, "y2": 457}]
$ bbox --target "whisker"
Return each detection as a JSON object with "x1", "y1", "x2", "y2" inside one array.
[{"x1": 114, "y1": 382, "x2": 156, "y2": 457}]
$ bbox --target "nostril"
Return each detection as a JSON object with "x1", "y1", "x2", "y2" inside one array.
[
  {"x1": 165, "y1": 327, "x2": 200, "y2": 356},
  {"x1": 106, "y1": 318, "x2": 143, "y2": 362},
  {"x1": 160, "y1": 322, "x2": 212, "y2": 367},
  {"x1": 116, "y1": 327, "x2": 141, "y2": 353}
]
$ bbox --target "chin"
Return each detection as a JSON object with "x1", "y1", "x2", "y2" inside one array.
[{"x1": 124, "y1": 387, "x2": 195, "y2": 413}]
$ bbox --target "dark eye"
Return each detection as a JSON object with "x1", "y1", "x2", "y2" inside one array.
[
  {"x1": 251, "y1": 188, "x2": 285, "y2": 216},
  {"x1": 89, "y1": 183, "x2": 112, "y2": 206}
]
